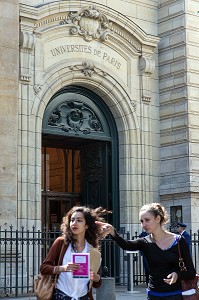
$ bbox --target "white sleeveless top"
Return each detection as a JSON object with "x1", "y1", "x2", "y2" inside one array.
[{"x1": 56, "y1": 242, "x2": 90, "y2": 299}]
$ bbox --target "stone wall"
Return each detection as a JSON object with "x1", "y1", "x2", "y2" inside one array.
[
  {"x1": 20, "y1": 0, "x2": 158, "y2": 35},
  {"x1": 17, "y1": 0, "x2": 160, "y2": 233},
  {"x1": 0, "y1": 0, "x2": 19, "y2": 227},
  {"x1": 186, "y1": 1, "x2": 199, "y2": 231},
  {"x1": 158, "y1": 0, "x2": 199, "y2": 231}
]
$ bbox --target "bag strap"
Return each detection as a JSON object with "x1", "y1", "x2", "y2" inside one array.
[
  {"x1": 177, "y1": 237, "x2": 187, "y2": 272},
  {"x1": 54, "y1": 241, "x2": 65, "y2": 285}
]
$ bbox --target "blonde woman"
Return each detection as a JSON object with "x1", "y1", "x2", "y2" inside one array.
[{"x1": 96, "y1": 203, "x2": 196, "y2": 300}]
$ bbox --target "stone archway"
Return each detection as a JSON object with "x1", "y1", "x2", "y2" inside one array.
[
  {"x1": 42, "y1": 85, "x2": 119, "y2": 229},
  {"x1": 18, "y1": 1, "x2": 159, "y2": 233}
]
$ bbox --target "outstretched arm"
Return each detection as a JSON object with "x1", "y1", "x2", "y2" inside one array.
[
  {"x1": 95, "y1": 221, "x2": 143, "y2": 251},
  {"x1": 95, "y1": 221, "x2": 116, "y2": 237}
]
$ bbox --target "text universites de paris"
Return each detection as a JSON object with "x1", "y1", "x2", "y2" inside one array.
[{"x1": 50, "y1": 44, "x2": 121, "y2": 69}]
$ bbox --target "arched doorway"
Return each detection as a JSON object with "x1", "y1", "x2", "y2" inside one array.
[{"x1": 42, "y1": 86, "x2": 119, "y2": 231}]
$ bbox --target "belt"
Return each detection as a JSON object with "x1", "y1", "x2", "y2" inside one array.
[{"x1": 54, "y1": 288, "x2": 89, "y2": 300}]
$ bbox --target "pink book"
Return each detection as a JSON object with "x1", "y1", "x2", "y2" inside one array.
[{"x1": 72, "y1": 253, "x2": 90, "y2": 279}]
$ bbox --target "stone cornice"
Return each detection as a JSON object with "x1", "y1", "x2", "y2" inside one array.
[
  {"x1": 19, "y1": 2, "x2": 159, "y2": 52},
  {"x1": 19, "y1": 3, "x2": 38, "y2": 20}
]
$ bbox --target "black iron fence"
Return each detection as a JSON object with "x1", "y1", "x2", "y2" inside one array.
[{"x1": 0, "y1": 226, "x2": 198, "y2": 297}]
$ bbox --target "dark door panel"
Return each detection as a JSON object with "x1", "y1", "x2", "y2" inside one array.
[
  {"x1": 42, "y1": 192, "x2": 80, "y2": 230},
  {"x1": 81, "y1": 142, "x2": 111, "y2": 210}
]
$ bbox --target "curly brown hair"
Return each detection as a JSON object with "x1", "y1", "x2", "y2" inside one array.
[{"x1": 60, "y1": 206, "x2": 111, "y2": 248}]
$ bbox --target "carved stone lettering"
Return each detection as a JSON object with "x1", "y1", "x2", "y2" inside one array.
[
  {"x1": 49, "y1": 44, "x2": 121, "y2": 70},
  {"x1": 44, "y1": 39, "x2": 128, "y2": 83}
]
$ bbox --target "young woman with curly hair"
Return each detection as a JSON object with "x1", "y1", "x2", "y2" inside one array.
[{"x1": 40, "y1": 206, "x2": 110, "y2": 300}]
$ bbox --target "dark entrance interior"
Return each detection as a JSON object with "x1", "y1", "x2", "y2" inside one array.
[
  {"x1": 42, "y1": 134, "x2": 112, "y2": 230},
  {"x1": 42, "y1": 85, "x2": 119, "y2": 231}
]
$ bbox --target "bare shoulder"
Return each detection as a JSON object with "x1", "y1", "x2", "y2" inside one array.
[
  {"x1": 166, "y1": 231, "x2": 175, "y2": 237},
  {"x1": 165, "y1": 231, "x2": 177, "y2": 242}
]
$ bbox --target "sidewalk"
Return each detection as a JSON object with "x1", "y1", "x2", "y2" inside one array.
[
  {"x1": 1, "y1": 285, "x2": 147, "y2": 300},
  {"x1": 115, "y1": 285, "x2": 146, "y2": 299},
  {"x1": 97, "y1": 284, "x2": 147, "y2": 300}
]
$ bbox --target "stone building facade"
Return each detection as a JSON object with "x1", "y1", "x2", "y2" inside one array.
[{"x1": 0, "y1": 0, "x2": 199, "y2": 234}]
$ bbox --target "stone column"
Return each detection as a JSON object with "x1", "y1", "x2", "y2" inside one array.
[
  {"x1": 0, "y1": 0, "x2": 19, "y2": 227},
  {"x1": 139, "y1": 55, "x2": 157, "y2": 205},
  {"x1": 18, "y1": 30, "x2": 39, "y2": 228}
]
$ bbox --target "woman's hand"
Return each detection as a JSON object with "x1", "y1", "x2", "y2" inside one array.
[
  {"x1": 90, "y1": 271, "x2": 101, "y2": 282},
  {"x1": 95, "y1": 221, "x2": 115, "y2": 237},
  {"x1": 61, "y1": 262, "x2": 80, "y2": 272},
  {"x1": 163, "y1": 272, "x2": 178, "y2": 285}
]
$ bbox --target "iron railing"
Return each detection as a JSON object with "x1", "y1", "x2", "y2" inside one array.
[{"x1": 0, "y1": 226, "x2": 198, "y2": 297}]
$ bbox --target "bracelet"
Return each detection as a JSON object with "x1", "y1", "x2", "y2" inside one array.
[{"x1": 53, "y1": 266, "x2": 59, "y2": 274}]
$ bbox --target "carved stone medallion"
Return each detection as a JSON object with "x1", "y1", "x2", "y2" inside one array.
[
  {"x1": 60, "y1": 6, "x2": 113, "y2": 42},
  {"x1": 68, "y1": 61, "x2": 107, "y2": 77}
]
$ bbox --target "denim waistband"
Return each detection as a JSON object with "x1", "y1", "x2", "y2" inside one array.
[
  {"x1": 147, "y1": 288, "x2": 182, "y2": 296},
  {"x1": 53, "y1": 288, "x2": 89, "y2": 300}
]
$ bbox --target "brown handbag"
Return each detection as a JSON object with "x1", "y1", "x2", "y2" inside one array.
[
  {"x1": 34, "y1": 243, "x2": 65, "y2": 300},
  {"x1": 177, "y1": 241, "x2": 199, "y2": 300}
]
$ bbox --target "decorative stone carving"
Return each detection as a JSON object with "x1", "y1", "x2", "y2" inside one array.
[
  {"x1": 130, "y1": 100, "x2": 137, "y2": 111},
  {"x1": 33, "y1": 84, "x2": 42, "y2": 94},
  {"x1": 139, "y1": 56, "x2": 155, "y2": 102},
  {"x1": 68, "y1": 61, "x2": 107, "y2": 77},
  {"x1": 140, "y1": 56, "x2": 155, "y2": 74},
  {"x1": 47, "y1": 100, "x2": 103, "y2": 135},
  {"x1": 60, "y1": 6, "x2": 113, "y2": 42},
  {"x1": 19, "y1": 31, "x2": 35, "y2": 82}
]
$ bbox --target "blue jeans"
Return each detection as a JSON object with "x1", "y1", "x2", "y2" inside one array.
[{"x1": 53, "y1": 288, "x2": 89, "y2": 300}]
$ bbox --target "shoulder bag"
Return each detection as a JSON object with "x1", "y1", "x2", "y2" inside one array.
[
  {"x1": 34, "y1": 243, "x2": 65, "y2": 300},
  {"x1": 178, "y1": 241, "x2": 199, "y2": 300}
]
